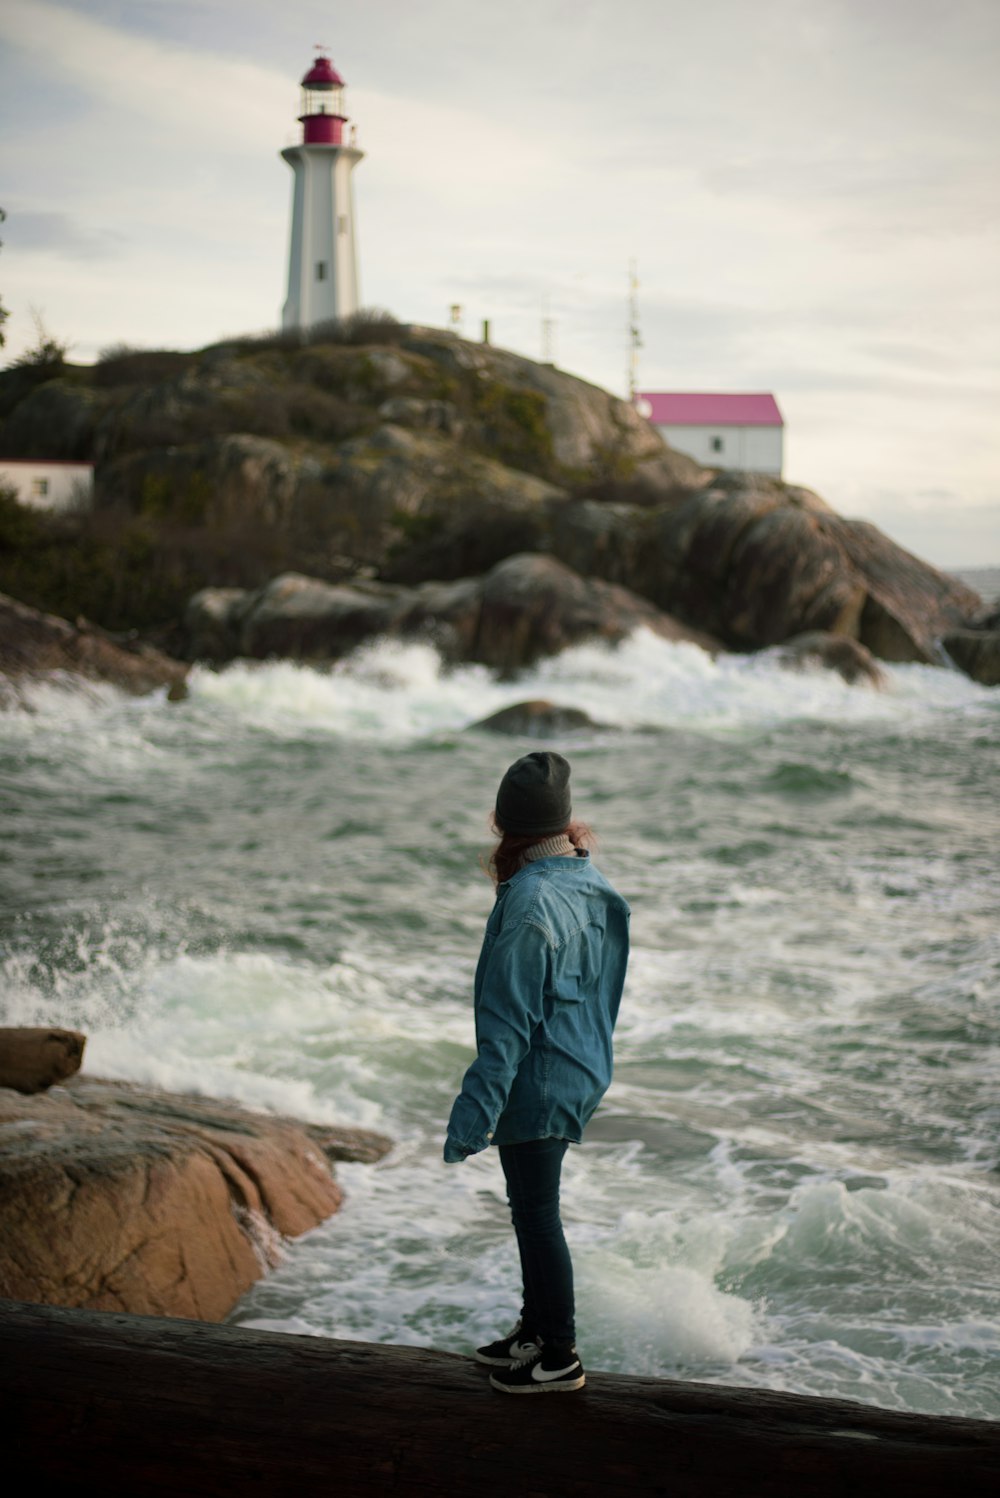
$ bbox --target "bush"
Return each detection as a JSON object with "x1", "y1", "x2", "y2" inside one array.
[
  {"x1": 94, "y1": 345, "x2": 196, "y2": 387},
  {"x1": 308, "y1": 308, "x2": 405, "y2": 347},
  {"x1": 8, "y1": 311, "x2": 69, "y2": 377},
  {"x1": 0, "y1": 492, "x2": 294, "y2": 632},
  {"x1": 284, "y1": 383, "x2": 366, "y2": 441},
  {"x1": 220, "y1": 308, "x2": 405, "y2": 358},
  {"x1": 468, "y1": 381, "x2": 556, "y2": 480}
]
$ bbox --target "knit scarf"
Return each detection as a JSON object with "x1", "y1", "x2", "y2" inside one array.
[{"x1": 522, "y1": 834, "x2": 576, "y2": 863}]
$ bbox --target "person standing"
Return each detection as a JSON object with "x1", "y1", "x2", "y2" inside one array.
[{"x1": 444, "y1": 752, "x2": 630, "y2": 1393}]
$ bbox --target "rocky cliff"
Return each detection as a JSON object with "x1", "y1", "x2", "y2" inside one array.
[{"x1": 0, "y1": 319, "x2": 989, "y2": 676}]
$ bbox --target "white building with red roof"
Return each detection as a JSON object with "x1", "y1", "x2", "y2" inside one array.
[
  {"x1": 635, "y1": 392, "x2": 784, "y2": 476},
  {"x1": 0, "y1": 460, "x2": 93, "y2": 512}
]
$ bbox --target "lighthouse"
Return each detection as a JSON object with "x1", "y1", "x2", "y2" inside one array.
[{"x1": 281, "y1": 53, "x2": 364, "y2": 331}]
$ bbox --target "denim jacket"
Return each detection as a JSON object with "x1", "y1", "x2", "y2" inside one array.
[{"x1": 444, "y1": 852, "x2": 630, "y2": 1161}]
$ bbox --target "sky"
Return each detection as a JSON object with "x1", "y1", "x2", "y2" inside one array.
[{"x1": 1, "y1": 0, "x2": 998, "y2": 569}]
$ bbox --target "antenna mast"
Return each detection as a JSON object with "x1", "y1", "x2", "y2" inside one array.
[
  {"x1": 627, "y1": 258, "x2": 641, "y2": 401},
  {"x1": 541, "y1": 293, "x2": 555, "y2": 364}
]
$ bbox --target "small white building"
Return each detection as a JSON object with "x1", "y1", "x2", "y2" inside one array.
[
  {"x1": 0, "y1": 460, "x2": 93, "y2": 512},
  {"x1": 636, "y1": 392, "x2": 784, "y2": 476}
]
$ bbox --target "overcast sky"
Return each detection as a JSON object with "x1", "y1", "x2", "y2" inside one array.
[{"x1": 2, "y1": 0, "x2": 998, "y2": 568}]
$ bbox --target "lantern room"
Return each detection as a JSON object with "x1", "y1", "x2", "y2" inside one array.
[{"x1": 299, "y1": 54, "x2": 347, "y2": 145}]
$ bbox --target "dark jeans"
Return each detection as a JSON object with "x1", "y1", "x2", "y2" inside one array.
[{"x1": 498, "y1": 1137, "x2": 575, "y2": 1348}]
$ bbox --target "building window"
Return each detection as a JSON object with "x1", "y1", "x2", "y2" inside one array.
[
  {"x1": 710, "y1": 436, "x2": 724, "y2": 453},
  {"x1": 31, "y1": 476, "x2": 49, "y2": 497},
  {"x1": 337, "y1": 214, "x2": 348, "y2": 236},
  {"x1": 316, "y1": 261, "x2": 328, "y2": 281}
]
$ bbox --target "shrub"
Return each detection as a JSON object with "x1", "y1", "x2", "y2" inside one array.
[
  {"x1": 307, "y1": 308, "x2": 405, "y2": 347},
  {"x1": 94, "y1": 346, "x2": 196, "y2": 387},
  {"x1": 220, "y1": 308, "x2": 405, "y2": 358},
  {"x1": 8, "y1": 310, "x2": 69, "y2": 377},
  {"x1": 469, "y1": 381, "x2": 556, "y2": 480}
]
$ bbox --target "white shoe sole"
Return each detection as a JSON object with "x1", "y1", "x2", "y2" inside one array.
[
  {"x1": 473, "y1": 1343, "x2": 540, "y2": 1367},
  {"x1": 489, "y1": 1372, "x2": 586, "y2": 1393}
]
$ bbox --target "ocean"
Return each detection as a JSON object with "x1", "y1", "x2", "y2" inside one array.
[{"x1": 2, "y1": 584, "x2": 998, "y2": 1420}]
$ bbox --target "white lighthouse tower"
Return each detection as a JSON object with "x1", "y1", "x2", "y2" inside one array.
[{"x1": 281, "y1": 53, "x2": 364, "y2": 331}]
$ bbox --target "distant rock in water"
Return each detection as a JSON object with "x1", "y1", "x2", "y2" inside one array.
[
  {"x1": 469, "y1": 699, "x2": 605, "y2": 737},
  {"x1": 184, "y1": 553, "x2": 723, "y2": 671},
  {"x1": 770, "y1": 632, "x2": 887, "y2": 687},
  {"x1": 0, "y1": 1072, "x2": 392, "y2": 1321},
  {"x1": 0, "y1": 591, "x2": 189, "y2": 701}
]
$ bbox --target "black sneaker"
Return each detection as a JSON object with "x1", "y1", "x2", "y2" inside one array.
[
  {"x1": 489, "y1": 1343, "x2": 585, "y2": 1394},
  {"x1": 474, "y1": 1320, "x2": 541, "y2": 1367}
]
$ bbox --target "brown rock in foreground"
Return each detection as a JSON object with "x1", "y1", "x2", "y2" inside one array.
[
  {"x1": 2, "y1": 1303, "x2": 998, "y2": 1498},
  {"x1": 0, "y1": 591, "x2": 189, "y2": 700},
  {"x1": 0, "y1": 1026, "x2": 85, "y2": 1093},
  {"x1": 0, "y1": 1075, "x2": 392, "y2": 1321}
]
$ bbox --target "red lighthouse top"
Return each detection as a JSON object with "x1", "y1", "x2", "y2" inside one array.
[
  {"x1": 302, "y1": 55, "x2": 344, "y2": 88},
  {"x1": 298, "y1": 53, "x2": 349, "y2": 146}
]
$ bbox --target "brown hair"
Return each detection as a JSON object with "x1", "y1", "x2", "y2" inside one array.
[{"x1": 483, "y1": 816, "x2": 595, "y2": 886}]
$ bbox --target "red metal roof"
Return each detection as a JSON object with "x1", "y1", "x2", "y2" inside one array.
[
  {"x1": 637, "y1": 392, "x2": 783, "y2": 427},
  {"x1": 302, "y1": 55, "x2": 345, "y2": 88}
]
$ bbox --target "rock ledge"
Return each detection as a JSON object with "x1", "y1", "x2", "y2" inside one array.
[{"x1": 0, "y1": 1075, "x2": 391, "y2": 1321}]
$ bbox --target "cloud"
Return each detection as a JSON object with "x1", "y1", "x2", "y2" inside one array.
[
  {"x1": 0, "y1": 0, "x2": 287, "y2": 149},
  {"x1": 2, "y1": 209, "x2": 126, "y2": 260}
]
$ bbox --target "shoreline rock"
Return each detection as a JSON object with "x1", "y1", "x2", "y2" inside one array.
[
  {"x1": 0, "y1": 590, "x2": 189, "y2": 701},
  {"x1": 0, "y1": 1026, "x2": 86, "y2": 1093},
  {"x1": 5, "y1": 1302, "x2": 999, "y2": 1497},
  {"x1": 0, "y1": 1074, "x2": 392, "y2": 1322},
  {"x1": 942, "y1": 629, "x2": 1000, "y2": 687},
  {"x1": 769, "y1": 631, "x2": 888, "y2": 687},
  {"x1": 184, "y1": 552, "x2": 724, "y2": 671}
]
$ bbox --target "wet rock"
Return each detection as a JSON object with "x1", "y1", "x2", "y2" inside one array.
[
  {"x1": 0, "y1": 591, "x2": 189, "y2": 700},
  {"x1": 0, "y1": 1074, "x2": 392, "y2": 1321},
  {"x1": 466, "y1": 552, "x2": 720, "y2": 672},
  {"x1": 234, "y1": 572, "x2": 408, "y2": 661},
  {"x1": 469, "y1": 699, "x2": 605, "y2": 736},
  {"x1": 182, "y1": 555, "x2": 722, "y2": 671},
  {"x1": 184, "y1": 586, "x2": 251, "y2": 664},
  {"x1": 942, "y1": 630, "x2": 1000, "y2": 687},
  {"x1": 621, "y1": 479, "x2": 982, "y2": 665},
  {"x1": 771, "y1": 632, "x2": 887, "y2": 687},
  {"x1": 0, "y1": 1028, "x2": 86, "y2": 1094}
]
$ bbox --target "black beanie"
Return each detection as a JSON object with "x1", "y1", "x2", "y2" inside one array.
[{"x1": 495, "y1": 752, "x2": 572, "y2": 837}]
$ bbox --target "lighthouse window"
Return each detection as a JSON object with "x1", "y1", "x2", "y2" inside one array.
[
  {"x1": 316, "y1": 261, "x2": 328, "y2": 281},
  {"x1": 338, "y1": 215, "x2": 348, "y2": 236}
]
